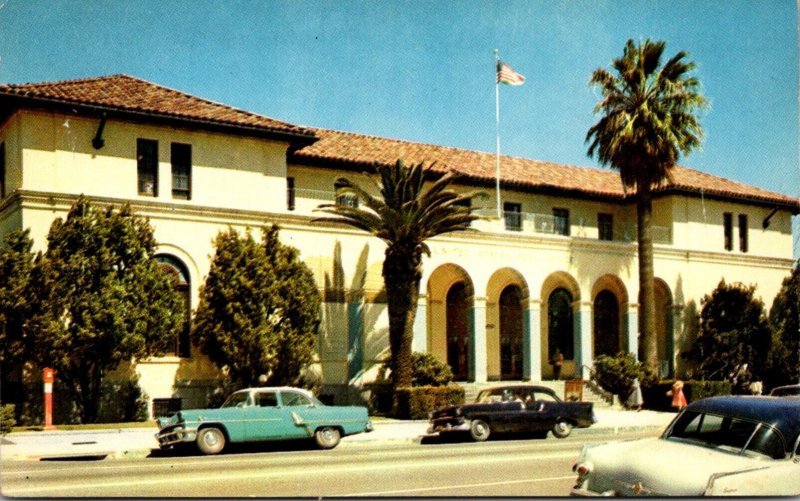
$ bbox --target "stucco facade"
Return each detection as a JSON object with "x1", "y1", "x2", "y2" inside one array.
[{"x1": 1, "y1": 75, "x2": 796, "y2": 414}]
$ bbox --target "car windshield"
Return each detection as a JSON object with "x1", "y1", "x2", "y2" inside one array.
[
  {"x1": 221, "y1": 391, "x2": 250, "y2": 408},
  {"x1": 666, "y1": 410, "x2": 786, "y2": 459}
]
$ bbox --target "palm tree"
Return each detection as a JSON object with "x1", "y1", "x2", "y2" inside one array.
[
  {"x1": 315, "y1": 160, "x2": 477, "y2": 389},
  {"x1": 586, "y1": 38, "x2": 707, "y2": 372}
]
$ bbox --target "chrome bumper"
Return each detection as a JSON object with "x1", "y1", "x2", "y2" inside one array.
[{"x1": 155, "y1": 427, "x2": 197, "y2": 448}]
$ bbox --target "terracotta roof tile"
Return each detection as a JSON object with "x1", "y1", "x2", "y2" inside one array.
[
  {"x1": 293, "y1": 128, "x2": 799, "y2": 211},
  {"x1": 0, "y1": 74, "x2": 315, "y2": 138}
]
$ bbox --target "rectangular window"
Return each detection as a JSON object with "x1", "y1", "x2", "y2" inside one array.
[
  {"x1": 724, "y1": 212, "x2": 733, "y2": 251},
  {"x1": 171, "y1": 143, "x2": 191, "y2": 200},
  {"x1": 739, "y1": 214, "x2": 748, "y2": 253},
  {"x1": 0, "y1": 142, "x2": 5, "y2": 199},
  {"x1": 454, "y1": 197, "x2": 471, "y2": 227},
  {"x1": 287, "y1": 177, "x2": 296, "y2": 211},
  {"x1": 137, "y1": 139, "x2": 158, "y2": 197},
  {"x1": 553, "y1": 208, "x2": 570, "y2": 236},
  {"x1": 334, "y1": 181, "x2": 358, "y2": 208},
  {"x1": 598, "y1": 213, "x2": 613, "y2": 241},
  {"x1": 504, "y1": 202, "x2": 522, "y2": 231}
]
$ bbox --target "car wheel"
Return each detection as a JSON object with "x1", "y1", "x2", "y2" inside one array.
[
  {"x1": 469, "y1": 419, "x2": 491, "y2": 442},
  {"x1": 315, "y1": 427, "x2": 341, "y2": 449},
  {"x1": 552, "y1": 420, "x2": 572, "y2": 439},
  {"x1": 196, "y1": 427, "x2": 226, "y2": 455}
]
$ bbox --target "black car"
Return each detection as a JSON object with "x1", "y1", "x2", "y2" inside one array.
[{"x1": 428, "y1": 384, "x2": 595, "y2": 441}]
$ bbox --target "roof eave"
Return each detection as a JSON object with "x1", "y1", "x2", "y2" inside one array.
[{"x1": 0, "y1": 93, "x2": 319, "y2": 147}]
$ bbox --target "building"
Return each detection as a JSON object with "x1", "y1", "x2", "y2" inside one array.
[{"x1": 1, "y1": 75, "x2": 797, "y2": 412}]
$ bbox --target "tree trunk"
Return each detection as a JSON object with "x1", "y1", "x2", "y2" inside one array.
[
  {"x1": 637, "y1": 185, "x2": 658, "y2": 372},
  {"x1": 382, "y1": 248, "x2": 421, "y2": 390}
]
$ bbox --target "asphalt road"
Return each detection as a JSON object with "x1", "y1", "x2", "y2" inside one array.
[{"x1": 1, "y1": 430, "x2": 658, "y2": 497}]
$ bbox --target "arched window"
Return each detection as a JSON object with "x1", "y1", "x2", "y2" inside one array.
[
  {"x1": 499, "y1": 285, "x2": 524, "y2": 379},
  {"x1": 594, "y1": 290, "x2": 620, "y2": 357},
  {"x1": 548, "y1": 288, "x2": 574, "y2": 359},
  {"x1": 446, "y1": 282, "x2": 470, "y2": 381},
  {"x1": 156, "y1": 255, "x2": 191, "y2": 358}
]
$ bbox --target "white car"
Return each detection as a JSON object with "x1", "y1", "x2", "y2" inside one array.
[{"x1": 571, "y1": 396, "x2": 800, "y2": 496}]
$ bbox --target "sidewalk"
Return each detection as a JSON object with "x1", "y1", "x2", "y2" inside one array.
[{"x1": 0, "y1": 408, "x2": 676, "y2": 461}]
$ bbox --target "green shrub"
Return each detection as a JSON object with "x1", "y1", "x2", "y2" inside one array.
[
  {"x1": 394, "y1": 385, "x2": 464, "y2": 420},
  {"x1": 591, "y1": 352, "x2": 650, "y2": 398},
  {"x1": 411, "y1": 352, "x2": 454, "y2": 387},
  {"x1": 0, "y1": 404, "x2": 16, "y2": 435}
]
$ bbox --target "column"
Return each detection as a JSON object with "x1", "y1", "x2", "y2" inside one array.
[
  {"x1": 575, "y1": 301, "x2": 593, "y2": 379},
  {"x1": 412, "y1": 295, "x2": 428, "y2": 353},
  {"x1": 626, "y1": 303, "x2": 639, "y2": 357},
  {"x1": 472, "y1": 296, "x2": 488, "y2": 383},
  {"x1": 525, "y1": 299, "x2": 542, "y2": 381}
]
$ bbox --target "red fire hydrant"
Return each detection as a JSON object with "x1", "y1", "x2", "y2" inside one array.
[{"x1": 43, "y1": 367, "x2": 55, "y2": 430}]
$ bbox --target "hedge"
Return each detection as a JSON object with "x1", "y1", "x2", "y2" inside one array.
[
  {"x1": 393, "y1": 385, "x2": 465, "y2": 420},
  {"x1": 642, "y1": 380, "x2": 731, "y2": 412},
  {"x1": 0, "y1": 404, "x2": 16, "y2": 435}
]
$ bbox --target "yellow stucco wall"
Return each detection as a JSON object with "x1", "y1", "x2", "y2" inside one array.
[{"x1": 1, "y1": 108, "x2": 796, "y2": 410}]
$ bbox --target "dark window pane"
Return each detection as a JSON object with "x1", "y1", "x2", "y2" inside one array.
[
  {"x1": 553, "y1": 208, "x2": 570, "y2": 236},
  {"x1": 171, "y1": 143, "x2": 191, "y2": 200},
  {"x1": 137, "y1": 139, "x2": 158, "y2": 196},
  {"x1": 738, "y1": 214, "x2": 748, "y2": 253},
  {"x1": 598, "y1": 213, "x2": 613, "y2": 241},
  {"x1": 724, "y1": 213, "x2": 733, "y2": 251},
  {"x1": 504, "y1": 202, "x2": 522, "y2": 231}
]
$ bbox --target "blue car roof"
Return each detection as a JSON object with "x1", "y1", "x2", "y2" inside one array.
[{"x1": 686, "y1": 396, "x2": 800, "y2": 445}]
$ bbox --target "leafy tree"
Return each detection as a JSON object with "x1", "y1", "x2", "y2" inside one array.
[
  {"x1": 192, "y1": 225, "x2": 321, "y2": 388},
  {"x1": 0, "y1": 230, "x2": 35, "y2": 374},
  {"x1": 315, "y1": 161, "x2": 477, "y2": 389},
  {"x1": 587, "y1": 39, "x2": 707, "y2": 371},
  {"x1": 767, "y1": 263, "x2": 800, "y2": 387},
  {"x1": 689, "y1": 280, "x2": 771, "y2": 381},
  {"x1": 411, "y1": 352, "x2": 454, "y2": 387},
  {"x1": 28, "y1": 197, "x2": 183, "y2": 423},
  {"x1": 591, "y1": 351, "x2": 651, "y2": 399}
]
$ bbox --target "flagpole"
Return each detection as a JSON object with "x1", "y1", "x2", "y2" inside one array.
[{"x1": 494, "y1": 49, "x2": 502, "y2": 220}]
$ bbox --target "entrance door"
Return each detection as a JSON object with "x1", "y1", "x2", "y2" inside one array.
[
  {"x1": 446, "y1": 282, "x2": 470, "y2": 381},
  {"x1": 500, "y1": 285, "x2": 524, "y2": 379},
  {"x1": 594, "y1": 290, "x2": 620, "y2": 357}
]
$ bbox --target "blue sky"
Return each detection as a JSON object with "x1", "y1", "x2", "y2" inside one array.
[{"x1": 1, "y1": 1, "x2": 797, "y2": 207}]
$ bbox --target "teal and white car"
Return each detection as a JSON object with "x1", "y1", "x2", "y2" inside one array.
[{"x1": 155, "y1": 387, "x2": 372, "y2": 454}]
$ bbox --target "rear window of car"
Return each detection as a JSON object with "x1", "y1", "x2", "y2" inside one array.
[{"x1": 667, "y1": 410, "x2": 785, "y2": 459}]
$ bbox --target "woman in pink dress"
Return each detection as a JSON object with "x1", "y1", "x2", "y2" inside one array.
[{"x1": 670, "y1": 380, "x2": 687, "y2": 410}]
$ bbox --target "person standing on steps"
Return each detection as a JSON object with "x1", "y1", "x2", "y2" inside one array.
[{"x1": 550, "y1": 349, "x2": 564, "y2": 380}]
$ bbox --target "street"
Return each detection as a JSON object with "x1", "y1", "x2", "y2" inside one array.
[{"x1": 1, "y1": 430, "x2": 657, "y2": 497}]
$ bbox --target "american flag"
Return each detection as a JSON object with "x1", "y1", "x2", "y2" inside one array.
[{"x1": 496, "y1": 61, "x2": 525, "y2": 86}]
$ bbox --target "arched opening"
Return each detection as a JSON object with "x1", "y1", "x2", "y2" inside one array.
[
  {"x1": 446, "y1": 282, "x2": 470, "y2": 381},
  {"x1": 594, "y1": 290, "x2": 620, "y2": 357},
  {"x1": 499, "y1": 285, "x2": 524, "y2": 380},
  {"x1": 155, "y1": 254, "x2": 191, "y2": 358},
  {"x1": 654, "y1": 279, "x2": 674, "y2": 377},
  {"x1": 548, "y1": 287, "x2": 574, "y2": 362}
]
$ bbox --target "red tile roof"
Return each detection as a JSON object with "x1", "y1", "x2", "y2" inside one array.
[
  {"x1": 1, "y1": 75, "x2": 795, "y2": 211},
  {"x1": 0, "y1": 74, "x2": 315, "y2": 139},
  {"x1": 293, "y1": 128, "x2": 799, "y2": 211}
]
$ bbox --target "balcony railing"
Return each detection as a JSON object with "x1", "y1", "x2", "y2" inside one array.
[{"x1": 289, "y1": 191, "x2": 672, "y2": 245}]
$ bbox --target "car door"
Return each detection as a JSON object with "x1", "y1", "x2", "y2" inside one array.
[
  {"x1": 279, "y1": 390, "x2": 320, "y2": 439},
  {"x1": 246, "y1": 390, "x2": 296, "y2": 441},
  {"x1": 524, "y1": 391, "x2": 559, "y2": 432}
]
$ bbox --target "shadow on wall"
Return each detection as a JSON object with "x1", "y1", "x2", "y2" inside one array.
[{"x1": 320, "y1": 241, "x2": 388, "y2": 406}]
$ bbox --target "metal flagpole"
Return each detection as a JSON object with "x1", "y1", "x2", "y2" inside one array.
[{"x1": 494, "y1": 49, "x2": 502, "y2": 220}]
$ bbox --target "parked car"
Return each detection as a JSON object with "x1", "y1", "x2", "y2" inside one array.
[
  {"x1": 427, "y1": 384, "x2": 595, "y2": 441},
  {"x1": 155, "y1": 386, "x2": 372, "y2": 454},
  {"x1": 571, "y1": 396, "x2": 800, "y2": 496},
  {"x1": 770, "y1": 384, "x2": 800, "y2": 399}
]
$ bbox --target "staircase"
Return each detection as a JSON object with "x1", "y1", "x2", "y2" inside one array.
[{"x1": 459, "y1": 380, "x2": 613, "y2": 408}]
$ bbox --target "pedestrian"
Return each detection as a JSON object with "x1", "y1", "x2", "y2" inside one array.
[
  {"x1": 550, "y1": 349, "x2": 564, "y2": 380},
  {"x1": 667, "y1": 380, "x2": 687, "y2": 410},
  {"x1": 749, "y1": 379, "x2": 763, "y2": 396},
  {"x1": 626, "y1": 377, "x2": 643, "y2": 411}
]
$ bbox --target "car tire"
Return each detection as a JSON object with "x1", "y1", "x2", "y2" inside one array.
[
  {"x1": 469, "y1": 419, "x2": 491, "y2": 442},
  {"x1": 196, "y1": 427, "x2": 226, "y2": 455},
  {"x1": 552, "y1": 420, "x2": 572, "y2": 439},
  {"x1": 315, "y1": 427, "x2": 341, "y2": 449}
]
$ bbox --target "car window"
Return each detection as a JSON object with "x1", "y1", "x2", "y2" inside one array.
[
  {"x1": 281, "y1": 391, "x2": 312, "y2": 407},
  {"x1": 535, "y1": 392, "x2": 558, "y2": 403},
  {"x1": 255, "y1": 392, "x2": 278, "y2": 407},
  {"x1": 745, "y1": 425, "x2": 786, "y2": 459},
  {"x1": 221, "y1": 391, "x2": 250, "y2": 408}
]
